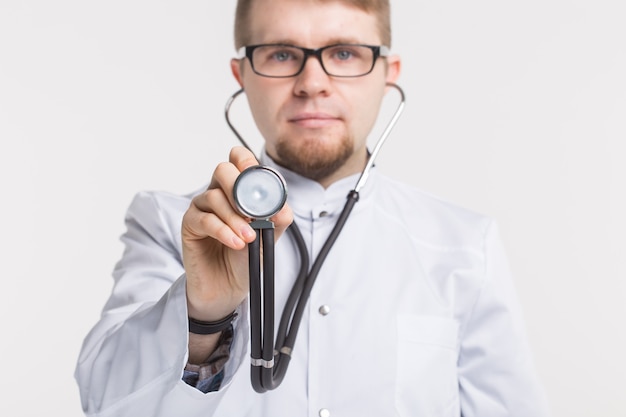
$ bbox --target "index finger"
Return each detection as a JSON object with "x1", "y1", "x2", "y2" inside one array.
[
  {"x1": 229, "y1": 146, "x2": 259, "y2": 173},
  {"x1": 208, "y1": 146, "x2": 258, "y2": 191}
]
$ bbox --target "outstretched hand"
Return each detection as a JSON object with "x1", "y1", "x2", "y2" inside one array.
[{"x1": 182, "y1": 146, "x2": 293, "y2": 323}]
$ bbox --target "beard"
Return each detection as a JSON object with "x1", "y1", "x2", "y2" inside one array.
[{"x1": 273, "y1": 132, "x2": 355, "y2": 182}]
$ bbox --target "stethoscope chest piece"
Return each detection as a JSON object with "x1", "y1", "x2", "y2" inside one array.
[{"x1": 233, "y1": 165, "x2": 287, "y2": 220}]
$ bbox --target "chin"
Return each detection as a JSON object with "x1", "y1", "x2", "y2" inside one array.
[{"x1": 274, "y1": 136, "x2": 354, "y2": 181}]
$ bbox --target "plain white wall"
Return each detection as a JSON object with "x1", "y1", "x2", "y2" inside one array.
[{"x1": 1, "y1": 1, "x2": 624, "y2": 416}]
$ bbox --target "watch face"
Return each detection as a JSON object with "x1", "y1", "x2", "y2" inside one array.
[{"x1": 233, "y1": 165, "x2": 287, "y2": 219}]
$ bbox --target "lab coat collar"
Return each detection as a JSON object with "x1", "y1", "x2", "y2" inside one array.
[{"x1": 259, "y1": 150, "x2": 377, "y2": 220}]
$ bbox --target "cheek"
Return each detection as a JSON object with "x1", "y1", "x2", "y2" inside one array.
[
  {"x1": 247, "y1": 95, "x2": 272, "y2": 128},
  {"x1": 242, "y1": 74, "x2": 295, "y2": 128},
  {"x1": 351, "y1": 86, "x2": 387, "y2": 138},
  {"x1": 245, "y1": 87, "x2": 281, "y2": 137}
]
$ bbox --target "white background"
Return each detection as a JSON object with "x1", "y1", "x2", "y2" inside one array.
[{"x1": 1, "y1": 1, "x2": 624, "y2": 416}]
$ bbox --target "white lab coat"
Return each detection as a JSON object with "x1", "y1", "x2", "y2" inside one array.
[{"x1": 75, "y1": 154, "x2": 551, "y2": 417}]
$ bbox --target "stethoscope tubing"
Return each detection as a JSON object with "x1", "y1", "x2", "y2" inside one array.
[{"x1": 248, "y1": 223, "x2": 277, "y2": 392}]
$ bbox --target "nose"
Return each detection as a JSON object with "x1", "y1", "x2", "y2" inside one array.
[{"x1": 293, "y1": 54, "x2": 331, "y2": 97}]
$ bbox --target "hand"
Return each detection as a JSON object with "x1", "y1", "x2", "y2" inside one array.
[{"x1": 182, "y1": 146, "x2": 293, "y2": 322}]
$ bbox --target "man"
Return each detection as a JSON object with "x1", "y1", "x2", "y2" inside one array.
[{"x1": 75, "y1": 0, "x2": 551, "y2": 416}]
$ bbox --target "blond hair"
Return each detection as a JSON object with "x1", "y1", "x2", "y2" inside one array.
[{"x1": 234, "y1": 0, "x2": 391, "y2": 49}]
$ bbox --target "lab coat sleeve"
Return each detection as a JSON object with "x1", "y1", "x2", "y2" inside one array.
[
  {"x1": 457, "y1": 221, "x2": 551, "y2": 416},
  {"x1": 74, "y1": 191, "x2": 249, "y2": 417}
]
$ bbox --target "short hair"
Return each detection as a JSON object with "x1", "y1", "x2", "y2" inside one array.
[{"x1": 234, "y1": 0, "x2": 391, "y2": 49}]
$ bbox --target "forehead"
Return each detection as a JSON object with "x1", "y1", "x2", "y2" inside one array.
[{"x1": 247, "y1": 0, "x2": 381, "y2": 46}]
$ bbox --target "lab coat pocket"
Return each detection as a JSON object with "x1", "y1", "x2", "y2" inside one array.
[{"x1": 395, "y1": 314, "x2": 460, "y2": 417}]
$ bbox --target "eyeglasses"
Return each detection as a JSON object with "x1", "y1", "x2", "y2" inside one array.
[{"x1": 238, "y1": 43, "x2": 390, "y2": 78}]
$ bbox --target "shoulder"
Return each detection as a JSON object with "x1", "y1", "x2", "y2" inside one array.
[{"x1": 372, "y1": 174, "x2": 493, "y2": 251}]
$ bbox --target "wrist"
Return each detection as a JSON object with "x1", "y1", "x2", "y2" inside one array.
[{"x1": 188, "y1": 310, "x2": 238, "y2": 335}]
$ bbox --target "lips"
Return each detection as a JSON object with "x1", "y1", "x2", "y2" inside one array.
[{"x1": 288, "y1": 112, "x2": 341, "y2": 128}]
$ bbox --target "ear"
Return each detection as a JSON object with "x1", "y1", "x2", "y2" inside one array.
[
  {"x1": 384, "y1": 54, "x2": 401, "y2": 84},
  {"x1": 231, "y1": 58, "x2": 244, "y2": 87}
]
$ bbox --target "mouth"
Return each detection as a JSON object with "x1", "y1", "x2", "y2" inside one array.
[{"x1": 288, "y1": 112, "x2": 341, "y2": 129}]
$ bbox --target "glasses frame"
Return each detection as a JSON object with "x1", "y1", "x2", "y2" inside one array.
[{"x1": 238, "y1": 43, "x2": 390, "y2": 78}]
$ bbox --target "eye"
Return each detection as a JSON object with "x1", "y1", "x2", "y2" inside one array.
[
  {"x1": 326, "y1": 45, "x2": 366, "y2": 63},
  {"x1": 335, "y1": 49, "x2": 354, "y2": 60},
  {"x1": 269, "y1": 48, "x2": 298, "y2": 62}
]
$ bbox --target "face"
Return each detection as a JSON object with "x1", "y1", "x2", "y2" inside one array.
[{"x1": 231, "y1": 0, "x2": 400, "y2": 186}]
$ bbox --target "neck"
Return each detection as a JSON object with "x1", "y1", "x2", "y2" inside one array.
[{"x1": 267, "y1": 148, "x2": 368, "y2": 189}]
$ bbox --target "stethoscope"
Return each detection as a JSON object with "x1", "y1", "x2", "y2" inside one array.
[{"x1": 226, "y1": 83, "x2": 405, "y2": 393}]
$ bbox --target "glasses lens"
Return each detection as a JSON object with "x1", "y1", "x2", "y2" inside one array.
[
  {"x1": 321, "y1": 45, "x2": 375, "y2": 77},
  {"x1": 251, "y1": 45, "x2": 305, "y2": 77}
]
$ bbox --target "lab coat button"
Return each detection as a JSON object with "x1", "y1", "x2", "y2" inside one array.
[
  {"x1": 319, "y1": 409, "x2": 330, "y2": 417},
  {"x1": 319, "y1": 210, "x2": 329, "y2": 217},
  {"x1": 318, "y1": 305, "x2": 331, "y2": 316}
]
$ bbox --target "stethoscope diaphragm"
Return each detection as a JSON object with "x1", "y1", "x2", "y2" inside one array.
[{"x1": 233, "y1": 165, "x2": 287, "y2": 220}]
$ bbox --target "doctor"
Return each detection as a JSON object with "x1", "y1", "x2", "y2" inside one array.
[{"x1": 75, "y1": 0, "x2": 551, "y2": 416}]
